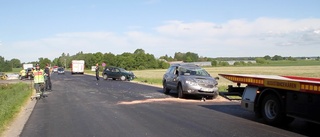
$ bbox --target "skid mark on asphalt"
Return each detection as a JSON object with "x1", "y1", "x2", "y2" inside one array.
[{"x1": 117, "y1": 97, "x2": 231, "y2": 105}]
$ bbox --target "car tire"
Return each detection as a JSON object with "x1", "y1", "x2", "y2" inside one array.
[
  {"x1": 163, "y1": 81, "x2": 170, "y2": 94},
  {"x1": 210, "y1": 91, "x2": 219, "y2": 99},
  {"x1": 178, "y1": 84, "x2": 185, "y2": 98},
  {"x1": 120, "y1": 76, "x2": 126, "y2": 81},
  {"x1": 103, "y1": 74, "x2": 108, "y2": 80}
]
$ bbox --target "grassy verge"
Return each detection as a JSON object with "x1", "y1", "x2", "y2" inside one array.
[{"x1": 0, "y1": 83, "x2": 33, "y2": 135}]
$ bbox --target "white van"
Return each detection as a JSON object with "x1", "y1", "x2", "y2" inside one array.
[{"x1": 71, "y1": 60, "x2": 85, "y2": 74}]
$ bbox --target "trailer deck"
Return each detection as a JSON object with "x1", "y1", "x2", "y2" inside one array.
[{"x1": 219, "y1": 74, "x2": 320, "y2": 94}]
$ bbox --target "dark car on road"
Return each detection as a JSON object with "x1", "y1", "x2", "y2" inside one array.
[
  {"x1": 102, "y1": 66, "x2": 135, "y2": 81},
  {"x1": 57, "y1": 67, "x2": 65, "y2": 74},
  {"x1": 162, "y1": 63, "x2": 219, "y2": 99},
  {"x1": 26, "y1": 68, "x2": 34, "y2": 80}
]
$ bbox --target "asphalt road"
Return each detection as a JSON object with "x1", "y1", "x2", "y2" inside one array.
[{"x1": 17, "y1": 72, "x2": 318, "y2": 137}]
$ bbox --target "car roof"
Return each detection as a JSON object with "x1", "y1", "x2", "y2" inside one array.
[{"x1": 170, "y1": 63, "x2": 200, "y2": 68}]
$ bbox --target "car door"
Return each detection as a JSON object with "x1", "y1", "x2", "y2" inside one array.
[
  {"x1": 113, "y1": 68, "x2": 122, "y2": 79},
  {"x1": 107, "y1": 67, "x2": 116, "y2": 78},
  {"x1": 165, "y1": 66, "x2": 178, "y2": 89}
]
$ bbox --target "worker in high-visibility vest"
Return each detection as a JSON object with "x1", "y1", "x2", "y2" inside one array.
[
  {"x1": 33, "y1": 64, "x2": 46, "y2": 96},
  {"x1": 20, "y1": 69, "x2": 26, "y2": 80}
]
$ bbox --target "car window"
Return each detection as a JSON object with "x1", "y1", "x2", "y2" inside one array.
[{"x1": 166, "y1": 66, "x2": 176, "y2": 74}]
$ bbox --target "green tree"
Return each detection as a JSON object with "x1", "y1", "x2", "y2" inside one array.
[
  {"x1": 103, "y1": 52, "x2": 116, "y2": 67},
  {"x1": 38, "y1": 58, "x2": 51, "y2": 68},
  {"x1": 256, "y1": 57, "x2": 268, "y2": 64},
  {"x1": 264, "y1": 55, "x2": 272, "y2": 60},
  {"x1": 287, "y1": 56, "x2": 297, "y2": 61},
  {"x1": 211, "y1": 60, "x2": 218, "y2": 66},
  {"x1": 272, "y1": 55, "x2": 283, "y2": 61},
  {"x1": 10, "y1": 58, "x2": 21, "y2": 68},
  {"x1": 219, "y1": 61, "x2": 229, "y2": 66},
  {"x1": 184, "y1": 52, "x2": 199, "y2": 62},
  {"x1": 174, "y1": 52, "x2": 184, "y2": 61}
]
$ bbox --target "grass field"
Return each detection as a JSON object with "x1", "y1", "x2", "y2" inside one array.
[
  {"x1": 0, "y1": 83, "x2": 32, "y2": 135},
  {"x1": 132, "y1": 66, "x2": 320, "y2": 91}
]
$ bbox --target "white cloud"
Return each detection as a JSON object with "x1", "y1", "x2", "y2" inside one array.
[{"x1": 2, "y1": 17, "x2": 320, "y2": 62}]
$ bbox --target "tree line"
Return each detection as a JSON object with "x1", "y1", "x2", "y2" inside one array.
[{"x1": 0, "y1": 49, "x2": 319, "y2": 72}]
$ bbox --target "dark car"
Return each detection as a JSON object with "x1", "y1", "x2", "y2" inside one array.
[
  {"x1": 102, "y1": 66, "x2": 135, "y2": 81},
  {"x1": 162, "y1": 63, "x2": 219, "y2": 99},
  {"x1": 57, "y1": 67, "x2": 65, "y2": 74},
  {"x1": 25, "y1": 68, "x2": 34, "y2": 80}
]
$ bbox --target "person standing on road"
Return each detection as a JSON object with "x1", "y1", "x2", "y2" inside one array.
[
  {"x1": 95, "y1": 63, "x2": 100, "y2": 85},
  {"x1": 44, "y1": 63, "x2": 52, "y2": 91},
  {"x1": 33, "y1": 64, "x2": 45, "y2": 96},
  {"x1": 19, "y1": 69, "x2": 26, "y2": 80}
]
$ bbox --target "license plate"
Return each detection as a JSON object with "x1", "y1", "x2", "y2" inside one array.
[{"x1": 201, "y1": 88, "x2": 212, "y2": 92}]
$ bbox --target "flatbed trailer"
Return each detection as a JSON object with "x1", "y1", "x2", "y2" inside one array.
[{"x1": 219, "y1": 73, "x2": 320, "y2": 125}]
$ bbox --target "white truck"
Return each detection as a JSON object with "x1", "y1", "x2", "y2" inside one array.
[
  {"x1": 71, "y1": 60, "x2": 85, "y2": 74},
  {"x1": 23, "y1": 64, "x2": 33, "y2": 70}
]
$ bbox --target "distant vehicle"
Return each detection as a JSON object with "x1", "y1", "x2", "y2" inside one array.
[
  {"x1": 21, "y1": 64, "x2": 34, "y2": 80},
  {"x1": 52, "y1": 66, "x2": 58, "y2": 73},
  {"x1": 162, "y1": 63, "x2": 219, "y2": 99},
  {"x1": 102, "y1": 66, "x2": 135, "y2": 81},
  {"x1": 0, "y1": 72, "x2": 7, "y2": 80},
  {"x1": 25, "y1": 68, "x2": 34, "y2": 80},
  {"x1": 71, "y1": 60, "x2": 85, "y2": 74},
  {"x1": 57, "y1": 67, "x2": 65, "y2": 75},
  {"x1": 23, "y1": 63, "x2": 33, "y2": 70}
]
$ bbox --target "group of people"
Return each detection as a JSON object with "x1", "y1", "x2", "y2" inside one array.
[{"x1": 31, "y1": 64, "x2": 52, "y2": 94}]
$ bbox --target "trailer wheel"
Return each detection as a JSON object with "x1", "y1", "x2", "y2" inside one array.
[{"x1": 261, "y1": 94, "x2": 286, "y2": 125}]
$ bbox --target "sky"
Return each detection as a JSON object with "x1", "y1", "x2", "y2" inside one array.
[{"x1": 1, "y1": 0, "x2": 320, "y2": 63}]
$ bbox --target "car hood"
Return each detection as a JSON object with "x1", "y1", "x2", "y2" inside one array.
[
  {"x1": 185, "y1": 76, "x2": 217, "y2": 84},
  {"x1": 122, "y1": 71, "x2": 135, "y2": 76}
]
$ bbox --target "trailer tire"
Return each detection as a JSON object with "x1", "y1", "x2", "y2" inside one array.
[{"x1": 261, "y1": 94, "x2": 286, "y2": 125}]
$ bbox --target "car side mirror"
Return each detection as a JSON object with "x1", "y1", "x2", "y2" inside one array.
[{"x1": 214, "y1": 76, "x2": 219, "y2": 80}]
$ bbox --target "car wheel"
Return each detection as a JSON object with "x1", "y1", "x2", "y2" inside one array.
[
  {"x1": 112, "y1": 78, "x2": 116, "y2": 80},
  {"x1": 178, "y1": 84, "x2": 185, "y2": 98},
  {"x1": 163, "y1": 81, "x2": 170, "y2": 94},
  {"x1": 120, "y1": 76, "x2": 126, "y2": 81},
  {"x1": 103, "y1": 74, "x2": 108, "y2": 80},
  {"x1": 210, "y1": 91, "x2": 219, "y2": 99}
]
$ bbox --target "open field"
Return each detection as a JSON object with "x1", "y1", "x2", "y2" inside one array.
[{"x1": 132, "y1": 66, "x2": 320, "y2": 91}]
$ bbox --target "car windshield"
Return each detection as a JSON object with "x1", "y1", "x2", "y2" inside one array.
[
  {"x1": 58, "y1": 68, "x2": 64, "y2": 71},
  {"x1": 119, "y1": 68, "x2": 128, "y2": 72},
  {"x1": 180, "y1": 67, "x2": 210, "y2": 76}
]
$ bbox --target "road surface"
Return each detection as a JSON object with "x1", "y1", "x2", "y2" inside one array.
[{"x1": 13, "y1": 72, "x2": 319, "y2": 137}]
